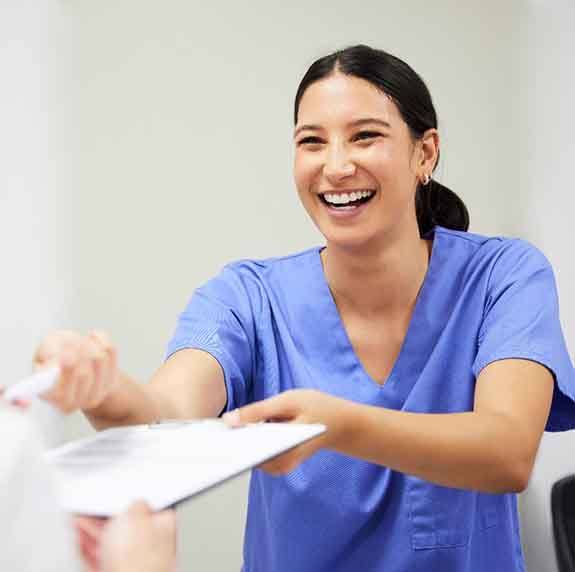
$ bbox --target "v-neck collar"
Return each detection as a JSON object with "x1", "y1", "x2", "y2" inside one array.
[{"x1": 308, "y1": 227, "x2": 443, "y2": 408}]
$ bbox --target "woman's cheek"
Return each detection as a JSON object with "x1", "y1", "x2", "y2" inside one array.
[{"x1": 296, "y1": 150, "x2": 323, "y2": 180}]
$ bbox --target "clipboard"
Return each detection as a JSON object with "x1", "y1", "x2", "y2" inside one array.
[{"x1": 44, "y1": 420, "x2": 325, "y2": 516}]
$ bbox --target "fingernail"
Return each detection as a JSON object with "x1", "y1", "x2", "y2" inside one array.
[{"x1": 223, "y1": 409, "x2": 242, "y2": 427}]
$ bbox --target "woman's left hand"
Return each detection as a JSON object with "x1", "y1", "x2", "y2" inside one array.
[{"x1": 223, "y1": 389, "x2": 353, "y2": 475}]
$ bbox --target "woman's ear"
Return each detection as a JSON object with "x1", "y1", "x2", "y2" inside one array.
[{"x1": 419, "y1": 128, "x2": 440, "y2": 174}]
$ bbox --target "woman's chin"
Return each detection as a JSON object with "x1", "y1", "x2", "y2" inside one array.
[{"x1": 321, "y1": 228, "x2": 382, "y2": 252}]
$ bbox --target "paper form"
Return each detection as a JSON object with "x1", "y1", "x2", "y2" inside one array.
[{"x1": 44, "y1": 420, "x2": 325, "y2": 516}]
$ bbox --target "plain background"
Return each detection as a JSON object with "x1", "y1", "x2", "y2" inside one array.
[{"x1": 1, "y1": 1, "x2": 573, "y2": 570}]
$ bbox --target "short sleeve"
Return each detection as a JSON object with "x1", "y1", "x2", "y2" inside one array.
[
  {"x1": 472, "y1": 240, "x2": 575, "y2": 431},
  {"x1": 166, "y1": 264, "x2": 259, "y2": 413}
]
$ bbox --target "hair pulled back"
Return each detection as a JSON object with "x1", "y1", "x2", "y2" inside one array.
[{"x1": 294, "y1": 44, "x2": 469, "y2": 235}]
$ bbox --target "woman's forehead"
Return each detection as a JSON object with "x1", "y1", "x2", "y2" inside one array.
[{"x1": 296, "y1": 73, "x2": 399, "y2": 128}]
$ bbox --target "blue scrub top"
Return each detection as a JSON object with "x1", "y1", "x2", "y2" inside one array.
[{"x1": 167, "y1": 226, "x2": 575, "y2": 572}]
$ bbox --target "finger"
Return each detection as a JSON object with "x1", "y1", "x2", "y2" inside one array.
[
  {"x1": 258, "y1": 451, "x2": 304, "y2": 475},
  {"x1": 82, "y1": 362, "x2": 104, "y2": 410},
  {"x1": 153, "y1": 510, "x2": 177, "y2": 552},
  {"x1": 78, "y1": 333, "x2": 111, "y2": 408},
  {"x1": 32, "y1": 340, "x2": 58, "y2": 368},
  {"x1": 78, "y1": 537, "x2": 100, "y2": 572},
  {"x1": 75, "y1": 514, "x2": 107, "y2": 530},
  {"x1": 75, "y1": 519, "x2": 104, "y2": 572},
  {"x1": 43, "y1": 348, "x2": 77, "y2": 411},
  {"x1": 126, "y1": 499, "x2": 153, "y2": 517},
  {"x1": 153, "y1": 509, "x2": 177, "y2": 531},
  {"x1": 75, "y1": 516, "x2": 107, "y2": 539},
  {"x1": 259, "y1": 439, "x2": 321, "y2": 475},
  {"x1": 89, "y1": 331, "x2": 117, "y2": 376},
  {"x1": 62, "y1": 346, "x2": 91, "y2": 412},
  {"x1": 223, "y1": 393, "x2": 297, "y2": 427},
  {"x1": 89, "y1": 330, "x2": 113, "y2": 353},
  {"x1": 152, "y1": 509, "x2": 177, "y2": 542},
  {"x1": 258, "y1": 456, "x2": 290, "y2": 475},
  {"x1": 86, "y1": 331, "x2": 115, "y2": 407},
  {"x1": 76, "y1": 525, "x2": 100, "y2": 551},
  {"x1": 70, "y1": 359, "x2": 95, "y2": 408},
  {"x1": 51, "y1": 340, "x2": 96, "y2": 411},
  {"x1": 33, "y1": 330, "x2": 76, "y2": 368}
]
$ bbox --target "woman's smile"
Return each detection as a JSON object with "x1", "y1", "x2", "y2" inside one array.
[{"x1": 316, "y1": 188, "x2": 377, "y2": 220}]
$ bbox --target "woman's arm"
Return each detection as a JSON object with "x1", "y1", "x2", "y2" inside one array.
[
  {"x1": 34, "y1": 331, "x2": 226, "y2": 429},
  {"x1": 85, "y1": 348, "x2": 226, "y2": 429},
  {"x1": 225, "y1": 358, "x2": 553, "y2": 493}
]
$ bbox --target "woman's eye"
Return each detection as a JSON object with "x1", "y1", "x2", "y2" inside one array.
[
  {"x1": 297, "y1": 136, "x2": 324, "y2": 146},
  {"x1": 353, "y1": 131, "x2": 381, "y2": 142}
]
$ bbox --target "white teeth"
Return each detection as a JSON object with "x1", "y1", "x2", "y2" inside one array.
[{"x1": 322, "y1": 190, "x2": 374, "y2": 205}]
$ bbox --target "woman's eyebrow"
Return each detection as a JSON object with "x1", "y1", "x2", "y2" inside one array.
[
  {"x1": 350, "y1": 117, "x2": 392, "y2": 130},
  {"x1": 294, "y1": 117, "x2": 392, "y2": 138},
  {"x1": 294, "y1": 124, "x2": 321, "y2": 138}
]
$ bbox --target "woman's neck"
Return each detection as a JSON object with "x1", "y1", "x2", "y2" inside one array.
[{"x1": 321, "y1": 227, "x2": 432, "y2": 320}]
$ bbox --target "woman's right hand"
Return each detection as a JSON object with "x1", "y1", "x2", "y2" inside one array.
[{"x1": 33, "y1": 330, "x2": 120, "y2": 413}]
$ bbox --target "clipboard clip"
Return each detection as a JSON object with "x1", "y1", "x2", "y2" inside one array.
[{"x1": 146, "y1": 419, "x2": 227, "y2": 430}]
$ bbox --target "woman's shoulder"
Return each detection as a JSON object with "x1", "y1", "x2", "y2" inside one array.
[
  {"x1": 220, "y1": 247, "x2": 321, "y2": 281},
  {"x1": 195, "y1": 247, "x2": 321, "y2": 303},
  {"x1": 434, "y1": 226, "x2": 551, "y2": 272}
]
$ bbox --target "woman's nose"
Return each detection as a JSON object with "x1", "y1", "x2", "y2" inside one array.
[{"x1": 323, "y1": 146, "x2": 356, "y2": 183}]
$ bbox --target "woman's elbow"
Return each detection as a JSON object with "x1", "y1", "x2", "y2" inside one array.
[
  {"x1": 491, "y1": 418, "x2": 539, "y2": 493},
  {"x1": 496, "y1": 455, "x2": 533, "y2": 493},
  {"x1": 483, "y1": 447, "x2": 534, "y2": 493}
]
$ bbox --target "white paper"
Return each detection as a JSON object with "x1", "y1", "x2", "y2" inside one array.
[{"x1": 44, "y1": 420, "x2": 325, "y2": 516}]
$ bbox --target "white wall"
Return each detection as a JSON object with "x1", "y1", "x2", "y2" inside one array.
[
  {"x1": 0, "y1": 1, "x2": 75, "y2": 440},
  {"x1": 12, "y1": 1, "x2": 575, "y2": 571},
  {"x1": 10, "y1": 1, "x2": 574, "y2": 571},
  {"x1": 65, "y1": 1, "x2": 524, "y2": 570},
  {"x1": 0, "y1": 1, "x2": 77, "y2": 568},
  {"x1": 517, "y1": 3, "x2": 575, "y2": 571}
]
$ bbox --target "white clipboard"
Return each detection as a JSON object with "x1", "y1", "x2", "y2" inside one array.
[{"x1": 45, "y1": 420, "x2": 325, "y2": 516}]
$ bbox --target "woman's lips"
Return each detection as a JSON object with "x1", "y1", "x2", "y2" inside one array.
[{"x1": 317, "y1": 190, "x2": 376, "y2": 220}]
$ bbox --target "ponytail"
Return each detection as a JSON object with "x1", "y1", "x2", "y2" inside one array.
[{"x1": 415, "y1": 179, "x2": 470, "y2": 236}]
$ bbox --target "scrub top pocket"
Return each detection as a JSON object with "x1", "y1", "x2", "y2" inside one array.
[{"x1": 407, "y1": 476, "x2": 487, "y2": 550}]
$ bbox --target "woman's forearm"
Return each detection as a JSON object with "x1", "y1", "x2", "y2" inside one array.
[
  {"x1": 84, "y1": 350, "x2": 228, "y2": 430},
  {"x1": 83, "y1": 371, "x2": 165, "y2": 430},
  {"x1": 336, "y1": 402, "x2": 530, "y2": 493}
]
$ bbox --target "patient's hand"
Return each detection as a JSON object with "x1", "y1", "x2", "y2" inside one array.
[
  {"x1": 75, "y1": 514, "x2": 107, "y2": 571},
  {"x1": 86, "y1": 502, "x2": 177, "y2": 572},
  {"x1": 33, "y1": 329, "x2": 120, "y2": 414}
]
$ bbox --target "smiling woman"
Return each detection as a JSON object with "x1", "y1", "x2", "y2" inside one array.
[
  {"x1": 30, "y1": 45, "x2": 575, "y2": 572},
  {"x1": 293, "y1": 45, "x2": 469, "y2": 243}
]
